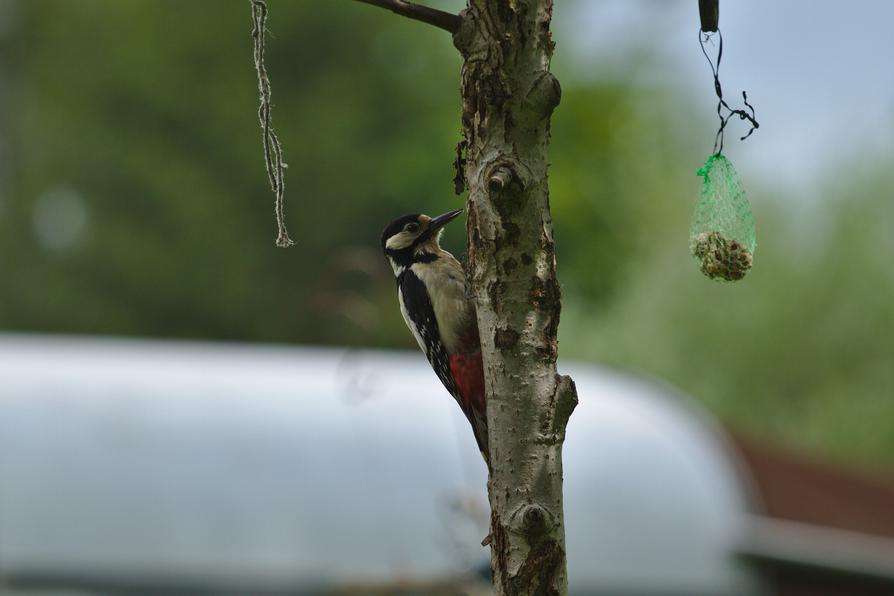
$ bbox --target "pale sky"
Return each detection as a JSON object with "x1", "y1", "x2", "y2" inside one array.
[{"x1": 561, "y1": 0, "x2": 894, "y2": 197}]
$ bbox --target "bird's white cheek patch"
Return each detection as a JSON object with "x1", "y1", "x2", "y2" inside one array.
[{"x1": 385, "y1": 231, "x2": 414, "y2": 251}]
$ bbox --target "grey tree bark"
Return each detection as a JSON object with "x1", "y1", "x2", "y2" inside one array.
[
  {"x1": 345, "y1": 1, "x2": 578, "y2": 593},
  {"x1": 453, "y1": 2, "x2": 578, "y2": 594}
]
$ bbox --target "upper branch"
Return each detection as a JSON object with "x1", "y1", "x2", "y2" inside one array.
[{"x1": 352, "y1": 0, "x2": 460, "y2": 34}]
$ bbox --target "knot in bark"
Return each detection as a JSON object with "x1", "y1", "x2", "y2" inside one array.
[
  {"x1": 552, "y1": 374, "x2": 578, "y2": 435},
  {"x1": 524, "y1": 71, "x2": 562, "y2": 120},
  {"x1": 488, "y1": 166, "x2": 513, "y2": 194},
  {"x1": 451, "y1": 8, "x2": 478, "y2": 54},
  {"x1": 510, "y1": 503, "x2": 557, "y2": 542},
  {"x1": 494, "y1": 327, "x2": 520, "y2": 351},
  {"x1": 485, "y1": 160, "x2": 525, "y2": 205}
]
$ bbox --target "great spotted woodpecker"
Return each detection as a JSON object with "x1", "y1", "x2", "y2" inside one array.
[{"x1": 381, "y1": 209, "x2": 488, "y2": 464}]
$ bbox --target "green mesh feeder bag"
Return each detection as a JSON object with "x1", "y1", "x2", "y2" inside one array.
[{"x1": 689, "y1": 154, "x2": 756, "y2": 281}]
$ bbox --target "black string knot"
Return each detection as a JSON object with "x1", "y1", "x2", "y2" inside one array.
[{"x1": 699, "y1": 30, "x2": 759, "y2": 155}]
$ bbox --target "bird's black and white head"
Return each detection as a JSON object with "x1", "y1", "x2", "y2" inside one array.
[{"x1": 381, "y1": 209, "x2": 462, "y2": 276}]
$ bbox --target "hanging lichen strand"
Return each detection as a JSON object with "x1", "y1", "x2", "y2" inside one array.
[{"x1": 690, "y1": 154, "x2": 756, "y2": 281}]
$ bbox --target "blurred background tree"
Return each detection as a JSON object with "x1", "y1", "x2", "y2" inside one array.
[{"x1": 0, "y1": 0, "x2": 891, "y2": 470}]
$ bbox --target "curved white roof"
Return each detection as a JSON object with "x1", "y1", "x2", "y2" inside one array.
[{"x1": 0, "y1": 334, "x2": 764, "y2": 595}]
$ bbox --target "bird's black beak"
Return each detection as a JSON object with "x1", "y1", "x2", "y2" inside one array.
[{"x1": 428, "y1": 209, "x2": 463, "y2": 232}]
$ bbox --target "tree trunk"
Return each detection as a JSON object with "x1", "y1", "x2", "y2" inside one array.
[{"x1": 453, "y1": 1, "x2": 577, "y2": 594}]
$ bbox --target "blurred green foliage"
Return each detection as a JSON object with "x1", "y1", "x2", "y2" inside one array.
[
  {"x1": 0, "y1": 0, "x2": 891, "y2": 469},
  {"x1": 563, "y1": 171, "x2": 894, "y2": 467}
]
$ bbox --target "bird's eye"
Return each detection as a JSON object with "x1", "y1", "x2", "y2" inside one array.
[{"x1": 405, "y1": 223, "x2": 420, "y2": 233}]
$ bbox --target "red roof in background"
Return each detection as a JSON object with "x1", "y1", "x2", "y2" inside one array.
[{"x1": 731, "y1": 434, "x2": 894, "y2": 539}]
